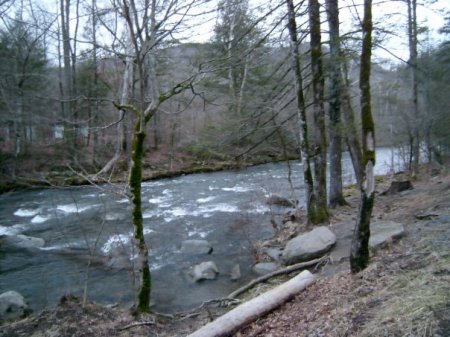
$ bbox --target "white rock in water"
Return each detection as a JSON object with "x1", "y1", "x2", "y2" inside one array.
[
  {"x1": 230, "y1": 264, "x2": 241, "y2": 281},
  {"x1": 190, "y1": 261, "x2": 219, "y2": 282},
  {"x1": 0, "y1": 234, "x2": 45, "y2": 250},
  {"x1": 181, "y1": 239, "x2": 213, "y2": 255}
]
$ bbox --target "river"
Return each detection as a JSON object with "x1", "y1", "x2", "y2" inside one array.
[{"x1": 0, "y1": 149, "x2": 400, "y2": 313}]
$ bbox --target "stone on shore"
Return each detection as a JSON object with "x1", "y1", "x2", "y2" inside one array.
[
  {"x1": 282, "y1": 226, "x2": 336, "y2": 265},
  {"x1": 263, "y1": 247, "x2": 283, "y2": 262},
  {"x1": 370, "y1": 221, "x2": 405, "y2": 249},
  {"x1": 0, "y1": 291, "x2": 29, "y2": 321},
  {"x1": 252, "y1": 262, "x2": 280, "y2": 275}
]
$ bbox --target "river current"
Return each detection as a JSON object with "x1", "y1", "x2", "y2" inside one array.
[{"x1": 0, "y1": 149, "x2": 400, "y2": 313}]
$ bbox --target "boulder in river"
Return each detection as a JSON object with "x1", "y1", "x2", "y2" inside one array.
[
  {"x1": 180, "y1": 239, "x2": 213, "y2": 255},
  {"x1": 282, "y1": 226, "x2": 336, "y2": 265},
  {"x1": 266, "y1": 195, "x2": 297, "y2": 208},
  {"x1": 0, "y1": 234, "x2": 45, "y2": 251},
  {"x1": 230, "y1": 264, "x2": 241, "y2": 281},
  {"x1": 0, "y1": 291, "x2": 29, "y2": 321},
  {"x1": 189, "y1": 261, "x2": 219, "y2": 282}
]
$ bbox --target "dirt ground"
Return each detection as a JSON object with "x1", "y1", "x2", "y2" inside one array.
[{"x1": 1, "y1": 167, "x2": 449, "y2": 337}]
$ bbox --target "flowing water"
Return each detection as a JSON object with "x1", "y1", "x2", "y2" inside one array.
[{"x1": 0, "y1": 149, "x2": 400, "y2": 313}]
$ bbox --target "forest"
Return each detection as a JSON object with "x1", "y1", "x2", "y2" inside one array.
[
  {"x1": 0, "y1": 0, "x2": 449, "y2": 327},
  {"x1": 0, "y1": 0, "x2": 448, "y2": 188}
]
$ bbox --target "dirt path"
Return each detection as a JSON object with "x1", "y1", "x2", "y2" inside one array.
[{"x1": 1, "y1": 170, "x2": 449, "y2": 337}]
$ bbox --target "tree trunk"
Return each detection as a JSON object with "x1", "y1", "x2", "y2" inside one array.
[
  {"x1": 341, "y1": 63, "x2": 364, "y2": 186},
  {"x1": 95, "y1": 38, "x2": 133, "y2": 177},
  {"x1": 60, "y1": 0, "x2": 74, "y2": 153},
  {"x1": 326, "y1": 0, "x2": 347, "y2": 208},
  {"x1": 308, "y1": 0, "x2": 329, "y2": 223},
  {"x1": 129, "y1": 123, "x2": 151, "y2": 312},
  {"x1": 407, "y1": 0, "x2": 420, "y2": 176},
  {"x1": 285, "y1": 0, "x2": 316, "y2": 225},
  {"x1": 350, "y1": 0, "x2": 376, "y2": 274}
]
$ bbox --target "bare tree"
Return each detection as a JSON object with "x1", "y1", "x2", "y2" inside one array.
[
  {"x1": 59, "y1": 0, "x2": 75, "y2": 151},
  {"x1": 97, "y1": 0, "x2": 204, "y2": 312},
  {"x1": 308, "y1": 0, "x2": 329, "y2": 223},
  {"x1": 285, "y1": 0, "x2": 317, "y2": 225},
  {"x1": 406, "y1": 0, "x2": 420, "y2": 176},
  {"x1": 350, "y1": 0, "x2": 376, "y2": 273},
  {"x1": 325, "y1": 0, "x2": 347, "y2": 207}
]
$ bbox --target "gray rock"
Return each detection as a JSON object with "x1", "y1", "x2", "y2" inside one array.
[
  {"x1": 189, "y1": 261, "x2": 219, "y2": 282},
  {"x1": 266, "y1": 195, "x2": 297, "y2": 207},
  {"x1": 282, "y1": 226, "x2": 336, "y2": 265},
  {"x1": 0, "y1": 291, "x2": 29, "y2": 321},
  {"x1": 370, "y1": 221, "x2": 405, "y2": 249},
  {"x1": 180, "y1": 240, "x2": 213, "y2": 255},
  {"x1": 0, "y1": 234, "x2": 45, "y2": 251},
  {"x1": 263, "y1": 247, "x2": 283, "y2": 261},
  {"x1": 329, "y1": 240, "x2": 350, "y2": 263},
  {"x1": 230, "y1": 264, "x2": 241, "y2": 281},
  {"x1": 252, "y1": 262, "x2": 279, "y2": 275}
]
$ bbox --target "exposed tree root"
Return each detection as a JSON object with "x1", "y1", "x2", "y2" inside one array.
[{"x1": 227, "y1": 255, "x2": 328, "y2": 299}]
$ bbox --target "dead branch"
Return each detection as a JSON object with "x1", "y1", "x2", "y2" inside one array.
[
  {"x1": 227, "y1": 255, "x2": 327, "y2": 299},
  {"x1": 118, "y1": 320, "x2": 155, "y2": 331}
]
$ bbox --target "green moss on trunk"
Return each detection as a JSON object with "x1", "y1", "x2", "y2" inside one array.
[
  {"x1": 310, "y1": 204, "x2": 330, "y2": 225},
  {"x1": 350, "y1": 192, "x2": 374, "y2": 273},
  {"x1": 129, "y1": 130, "x2": 151, "y2": 312},
  {"x1": 350, "y1": 0, "x2": 375, "y2": 274}
]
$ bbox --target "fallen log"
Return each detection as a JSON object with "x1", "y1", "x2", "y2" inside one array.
[{"x1": 186, "y1": 270, "x2": 316, "y2": 337}]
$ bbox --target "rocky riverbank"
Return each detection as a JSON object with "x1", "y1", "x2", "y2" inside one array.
[{"x1": 1, "y1": 167, "x2": 449, "y2": 337}]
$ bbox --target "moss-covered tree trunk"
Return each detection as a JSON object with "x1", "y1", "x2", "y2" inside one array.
[
  {"x1": 285, "y1": 0, "x2": 316, "y2": 225},
  {"x1": 326, "y1": 0, "x2": 347, "y2": 208},
  {"x1": 129, "y1": 122, "x2": 151, "y2": 312},
  {"x1": 308, "y1": 0, "x2": 329, "y2": 224},
  {"x1": 350, "y1": 0, "x2": 376, "y2": 273}
]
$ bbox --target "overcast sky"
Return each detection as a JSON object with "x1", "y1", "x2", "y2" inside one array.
[{"x1": 5, "y1": 0, "x2": 448, "y2": 64}]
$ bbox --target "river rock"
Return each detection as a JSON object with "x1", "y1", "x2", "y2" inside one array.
[
  {"x1": 263, "y1": 247, "x2": 283, "y2": 262},
  {"x1": 266, "y1": 195, "x2": 297, "y2": 207},
  {"x1": 180, "y1": 239, "x2": 213, "y2": 255},
  {"x1": 230, "y1": 264, "x2": 241, "y2": 281},
  {"x1": 0, "y1": 234, "x2": 45, "y2": 251},
  {"x1": 252, "y1": 262, "x2": 279, "y2": 275},
  {"x1": 0, "y1": 291, "x2": 29, "y2": 321},
  {"x1": 189, "y1": 261, "x2": 219, "y2": 282},
  {"x1": 282, "y1": 226, "x2": 336, "y2": 265},
  {"x1": 370, "y1": 221, "x2": 405, "y2": 249}
]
